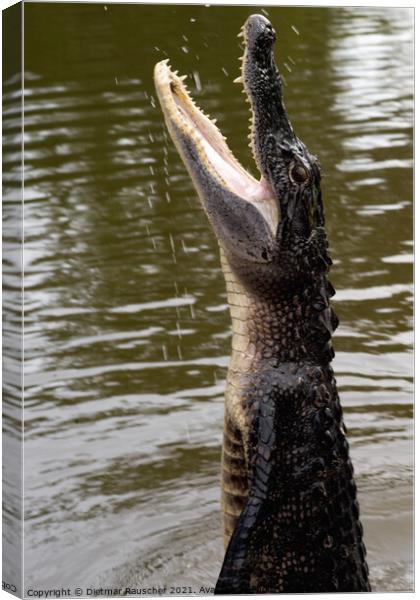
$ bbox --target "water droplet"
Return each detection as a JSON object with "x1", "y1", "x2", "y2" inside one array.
[
  {"x1": 181, "y1": 239, "x2": 189, "y2": 254},
  {"x1": 181, "y1": 46, "x2": 189, "y2": 54},
  {"x1": 291, "y1": 25, "x2": 300, "y2": 36},
  {"x1": 169, "y1": 233, "x2": 175, "y2": 253},
  {"x1": 185, "y1": 422, "x2": 191, "y2": 443},
  {"x1": 193, "y1": 71, "x2": 202, "y2": 92}
]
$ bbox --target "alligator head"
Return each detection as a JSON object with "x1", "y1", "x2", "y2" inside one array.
[{"x1": 154, "y1": 14, "x2": 327, "y2": 303}]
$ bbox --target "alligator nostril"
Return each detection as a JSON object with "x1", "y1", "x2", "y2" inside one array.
[{"x1": 264, "y1": 24, "x2": 275, "y2": 39}]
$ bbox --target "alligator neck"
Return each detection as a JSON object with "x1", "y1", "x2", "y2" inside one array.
[{"x1": 220, "y1": 249, "x2": 337, "y2": 373}]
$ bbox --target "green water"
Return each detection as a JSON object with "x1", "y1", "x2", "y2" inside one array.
[{"x1": 3, "y1": 3, "x2": 413, "y2": 593}]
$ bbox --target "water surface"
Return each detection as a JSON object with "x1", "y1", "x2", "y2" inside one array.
[{"x1": 3, "y1": 3, "x2": 413, "y2": 593}]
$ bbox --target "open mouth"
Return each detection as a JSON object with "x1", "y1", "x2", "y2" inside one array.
[{"x1": 154, "y1": 58, "x2": 278, "y2": 232}]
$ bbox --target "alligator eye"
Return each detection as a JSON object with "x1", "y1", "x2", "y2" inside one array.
[{"x1": 289, "y1": 162, "x2": 309, "y2": 184}]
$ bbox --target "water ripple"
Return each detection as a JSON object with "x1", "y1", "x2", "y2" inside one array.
[{"x1": 13, "y1": 4, "x2": 413, "y2": 593}]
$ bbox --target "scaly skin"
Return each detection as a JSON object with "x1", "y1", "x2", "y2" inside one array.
[
  {"x1": 217, "y1": 236, "x2": 370, "y2": 593},
  {"x1": 154, "y1": 13, "x2": 370, "y2": 594}
]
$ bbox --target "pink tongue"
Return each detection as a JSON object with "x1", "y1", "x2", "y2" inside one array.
[{"x1": 200, "y1": 135, "x2": 272, "y2": 202}]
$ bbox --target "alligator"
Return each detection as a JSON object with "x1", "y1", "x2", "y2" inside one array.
[{"x1": 154, "y1": 14, "x2": 370, "y2": 594}]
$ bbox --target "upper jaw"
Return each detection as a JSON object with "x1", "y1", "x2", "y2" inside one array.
[
  {"x1": 240, "y1": 14, "x2": 296, "y2": 187},
  {"x1": 153, "y1": 58, "x2": 279, "y2": 238}
]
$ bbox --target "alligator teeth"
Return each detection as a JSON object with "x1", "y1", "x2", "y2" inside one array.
[
  {"x1": 179, "y1": 74, "x2": 187, "y2": 82},
  {"x1": 233, "y1": 76, "x2": 243, "y2": 84}
]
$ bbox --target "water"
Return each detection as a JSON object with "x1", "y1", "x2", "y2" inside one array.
[{"x1": 3, "y1": 4, "x2": 413, "y2": 594}]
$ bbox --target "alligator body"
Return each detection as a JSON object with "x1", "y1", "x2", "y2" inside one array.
[{"x1": 154, "y1": 14, "x2": 370, "y2": 594}]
